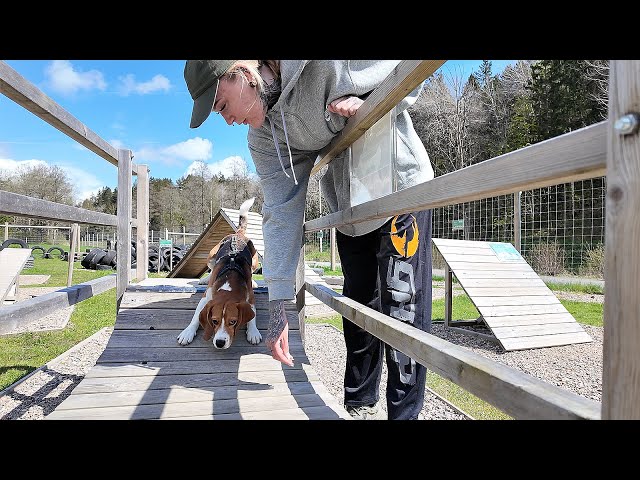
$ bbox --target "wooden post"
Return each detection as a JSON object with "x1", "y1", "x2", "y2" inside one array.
[
  {"x1": 136, "y1": 164, "x2": 149, "y2": 282},
  {"x1": 66, "y1": 223, "x2": 79, "y2": 287},
  {"x1": 330, "y1": 227, "x2": 336, "y2": 271},
  {"x1": 116, "y1": 149, "x2": 133, "y2": 308},
  {"x1": 602, "y1": 60, "x2": 640, "y2": 419},
  {"x1": 513, "y1": 191, "x2": 521, "y2": 252},
  {"x1": 183, "y1": 225, "x2": 186, "y2": 245},
  {"x1": 444, "y1": 264, "x2": 452, "y2": 328},
  {"x1": 295, "y1": 237, "x2": 306, "y2": 347},
  {"x1": 4, "y1": 222, "x2": 8, "y2": 241}
]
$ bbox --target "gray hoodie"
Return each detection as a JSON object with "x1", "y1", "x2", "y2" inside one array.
[{"x1": 247, "y1": 60, "x2": 434, "y2": 301}]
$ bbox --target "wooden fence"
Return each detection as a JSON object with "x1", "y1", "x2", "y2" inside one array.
[
  {"x1": 304, "y1": 60, "x2": 639, "y2": 420},
  {"x1": 0, "y1": 61, "x2": 149, "y2": 328}
]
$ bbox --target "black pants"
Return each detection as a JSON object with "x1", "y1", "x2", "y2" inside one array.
[{"x1": 336, "y1": 210, "x2": 432, "y2": 420}]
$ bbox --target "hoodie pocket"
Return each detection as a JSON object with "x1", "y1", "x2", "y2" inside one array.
[{"x1": 324, "y1": 106, "x2": 348, "y2": 135}]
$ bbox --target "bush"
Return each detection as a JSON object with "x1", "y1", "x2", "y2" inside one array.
[
  {"x1": 528, "y1": 242, "x2": 566, "y2": 276},
  {"x1": 580, "y1": 244, "x2": 605, "y2": 278}
]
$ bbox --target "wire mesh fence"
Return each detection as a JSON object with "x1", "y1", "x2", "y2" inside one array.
[{"x1": 431, "y1": 177, "x2": 606, "y2": 279}]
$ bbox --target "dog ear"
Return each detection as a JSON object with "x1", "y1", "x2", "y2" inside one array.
[
  {"x1": 236, "y1": 301, "x2": 255, "y2": 327},
  {"x1": 199, "y1": 303, "x2": 214, "y2": 341}
]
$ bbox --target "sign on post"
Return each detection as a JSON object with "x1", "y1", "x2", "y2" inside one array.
[
  {"x1": 452, "y1": 219, "x2": 464, "y2": 231},
  {"x1": 159, "y1": 239, "x2": 172, "y2": 273}
]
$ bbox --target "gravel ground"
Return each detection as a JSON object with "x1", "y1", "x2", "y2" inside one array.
[{"x1": 0, "y1": 286, "x2": 603, "y2": 420}]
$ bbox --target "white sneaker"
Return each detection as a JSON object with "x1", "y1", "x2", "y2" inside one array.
[{"x1": 345, "y1": 403, "x2": 386, "y2": 420}]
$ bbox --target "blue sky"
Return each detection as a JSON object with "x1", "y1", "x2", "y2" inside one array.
[{"x1": 0, "y1": 60, "x2": 516, "y2": 202}]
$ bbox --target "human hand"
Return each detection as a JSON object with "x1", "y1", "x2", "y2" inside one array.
[
  {"x1": 266, "y1": 300, "x2": 294, "y2": 367},
  {"x1": 327, "y1": 96, "x2": 364, "y2": 118}
]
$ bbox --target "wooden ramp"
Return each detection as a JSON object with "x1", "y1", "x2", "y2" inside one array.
[
  {"x1": 169, "y1": 207, "x2": 264, "y2": 279},
  {"x1": 0, "y1": 248, "x2": 32, "y2": 304},
  {"x1": 432, "y1": 238, "x2": 592, "y2": 351},
  {"x1": 46, "y1": 278, "x2": 350, "y2": 420}
]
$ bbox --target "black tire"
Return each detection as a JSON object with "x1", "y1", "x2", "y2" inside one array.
[
  {"x1": 96, "y1": 264, "x2": 113, "y2": 270},
  {"x1": 30, "y1": 246, "x2": 46, "y2": 258},
  {"x1": 45, "y1": 246, "x2": 65, "y2": 259},
  {"x1": 90, "y1": 250, "x2": 108, "y2": 269},
  {"x1": 101, "y1": 249, "x2": 117, "y2": 267},
  {"x1": 81, "y1": 248, "x2": 103, "y2": 269},
  {"x1": 1, "y1": 238, "x2": 28, "y2": 250}
]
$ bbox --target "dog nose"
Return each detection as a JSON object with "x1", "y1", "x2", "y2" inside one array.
[{"x1": 215, "y1": 339, "x2": 227, "y2": 349}]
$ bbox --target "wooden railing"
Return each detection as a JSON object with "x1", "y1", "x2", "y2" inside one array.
[
  {"x1": 0, "y1": 60, "x2": 150, "y2": 332},
  {"x1": 303, "y1": 60, "x2": 640, "y2": 420}
]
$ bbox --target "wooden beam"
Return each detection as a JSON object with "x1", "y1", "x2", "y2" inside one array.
[
  {"x1": 0, "y1": 61, "x2": 136, "y2": 174},
  {"x1": 66, "y1": 223, "x2": 79, "y2": 287},
  {"x1": 305, "y1": 121, "x2": 607, "y2": 232},
  {"x1": 602, "y1": 60, "x2": 640, "y2": 419},
  {"x1": 306, "y1": 282, "x2": 600, "y2": 420},
  {"x1": 0, "y1": 275, "x2": 116, "y2": 335},
  {"x1": 310, "y1": 60, "x2": 446, "y2": 176},
  {"x1": 116, "y1": 150, "x2": 133, "y2": 306},
  {"x1": 0, "y1": 190, "x2": 117, "y2": 226},
  {"x1": 136, "y1": 165, "x2": 150, "y2": 282}
]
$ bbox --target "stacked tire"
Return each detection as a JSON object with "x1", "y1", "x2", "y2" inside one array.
[{"x1": 78, "y1": 240, "x2": 192, "y2": 272}]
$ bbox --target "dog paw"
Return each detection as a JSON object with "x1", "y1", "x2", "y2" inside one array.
[
  {"x1": 246, "y1": 326, "x2": 262, "y2": 345},
  {"x1": 177, "y1": 327, "x2": 197, "y2": 345}
]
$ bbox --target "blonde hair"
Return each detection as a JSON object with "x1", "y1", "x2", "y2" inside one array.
[{"x1": 223, "y1": 61, "x2": 281, "y2": 112}]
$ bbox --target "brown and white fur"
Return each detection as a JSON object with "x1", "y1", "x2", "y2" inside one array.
[{"x1": 177, "y1": 197, "x2": 261, "y2": 349}]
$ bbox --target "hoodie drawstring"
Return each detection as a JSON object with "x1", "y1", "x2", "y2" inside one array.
[{"x1": 267, "y1": 111, "x2": 298, "y2": 186}]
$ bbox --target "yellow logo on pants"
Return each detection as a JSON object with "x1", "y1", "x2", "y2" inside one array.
[{"x1": 390, "y1": 214, "x2": 419, "y2": 258}]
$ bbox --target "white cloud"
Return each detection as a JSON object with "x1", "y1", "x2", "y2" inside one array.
[
  {"x1": 185, "y1": 155, "x2": 257, "y2": 180},
  {"x1": 117, "y1": 73, "x2": 171, "y2": 96},
  {"x1": 44, "y1": 60, "x2": 107, "y2": 95},
  {"x1": 0, "y1": 157, "x2": 108, "y2": 203},
  {"x1": 0, "y1": 158, "x2": 48, "y2": 173},
  {"x1": 133, "y1": 137, "x2": 213, "y2": 166},
  {"x1": 59, "y1": 165, "x2": 108, "y2": 202}
]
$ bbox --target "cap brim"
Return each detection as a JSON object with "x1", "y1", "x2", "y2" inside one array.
[{"x1": 190, "y1": 80, "x2": 218, "y2": 129}]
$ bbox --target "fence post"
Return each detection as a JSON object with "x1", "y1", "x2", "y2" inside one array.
[
  {"x1": 4, "y1": 222, "x2": 7, "y2": 241},
  {"x1": 116, "y1": 149, "x2": 133, "y2": 308},
  {"x1": 514, "y1": 191, "x2": 521, "y2": 252},
  {"x1": 602, "y1": 60, "x2": 640, "y2": 419},
  {"x1": 330, "y1": 227, "x2": 336, "y2": 271},
  {"x1": 66, "y1": 223, "x2": 79, "y2": 287},
  {"x1": 136, "y1": 164, "x2": 150, "y2": 282},
  {"x1": 183, "y1": 225, "x2": 186, "y2": 245}
]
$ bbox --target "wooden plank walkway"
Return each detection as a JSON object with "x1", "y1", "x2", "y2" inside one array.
[
  {"x1": 433, "y1": 238, "x2": 593, "y2": 351},
  {"x1": 46, "y1": 278, "x2": 350, "y2": 420},
  {"x1": 0, "y1": 248, "x2": 32, "y2": 304}
]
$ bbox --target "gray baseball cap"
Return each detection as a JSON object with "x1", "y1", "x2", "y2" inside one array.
[{"x1": 184, "y1": 60, "x2": 236, "y2": 128}]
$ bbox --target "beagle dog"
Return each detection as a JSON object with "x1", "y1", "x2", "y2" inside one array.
[{"x1": 177, "y1": 197, "x2": 261, "y2": 349}]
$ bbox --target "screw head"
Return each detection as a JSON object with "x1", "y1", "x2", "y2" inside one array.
[{"x1": 614, "y1": 113, "x2": 640, "y2": 135}]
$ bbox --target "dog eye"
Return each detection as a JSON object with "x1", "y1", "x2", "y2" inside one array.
[
  {"x1": 212, "y1": 320, "x2": 219, "y2": 325},
  {"x1": 229, "y1": 320, "x2": 237, "y2": 326}
]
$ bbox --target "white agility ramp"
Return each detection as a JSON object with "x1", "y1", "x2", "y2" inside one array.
[{"x1": 432, "y1": 238, "x2": 592, "y2": 351}]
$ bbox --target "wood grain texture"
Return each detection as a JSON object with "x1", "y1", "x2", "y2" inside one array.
[
  {"x1": 116, "y1": 149, "x2": 133, "y2": 306},
  {"x1": 0, "y1": 275, "x2": 116, "y2": 335},
  {"x1": 305, "y1": 121, "x2": 606, "y2": 232},
  {"x1": 0, "y1": 191, "x2": 117, "y2": 226},
  {"x1": 602, "y1": 60, "x2": 640, "y2": 419},
  {"x1": 0, "y1": 248, "x2": 32, "y2": 303},
  {"x1": 135, "y1": 165, "x2": 149, "y2": 282},
  {"x1": 47, "y1": 287, "x2": 349, "y2": 420}
]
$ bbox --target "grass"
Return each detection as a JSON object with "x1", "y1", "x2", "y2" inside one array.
[
  {"x1": 307, "y1": 290, "x2": 603, "y2": 420},
  {"x1": 0, "y1": 254, "x2": 117, "y2": 392}
]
